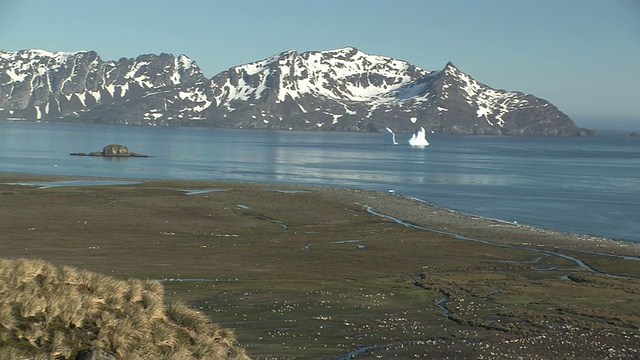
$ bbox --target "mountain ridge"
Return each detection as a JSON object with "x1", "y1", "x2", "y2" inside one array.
[{"x1": 0, "y1": 47, "x2": 592, "y2": 135}]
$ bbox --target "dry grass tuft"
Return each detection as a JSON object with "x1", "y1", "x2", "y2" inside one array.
[
  {"x1": 166, "y1": 300, "x2": 211, "y2": 333},
  {"x1": 0, "y1": 258, "x2": 249, "y2": 359}
]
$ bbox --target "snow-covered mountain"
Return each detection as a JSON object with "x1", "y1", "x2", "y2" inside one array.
[
  {"x1": 0, "y1": 47, "x2": 592, "y2": 135},
  {"x1": 0, "y1": 49, "x2": 204, "y2": 121}
]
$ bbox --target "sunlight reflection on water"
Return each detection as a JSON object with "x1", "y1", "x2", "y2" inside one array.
[{"x1": 1, "y1": 122, "x2": 638, "y2": 242}]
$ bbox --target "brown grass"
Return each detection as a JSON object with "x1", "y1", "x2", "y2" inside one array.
[
  {"x1": 0, "y1": 258, "x2": 249, "y2": 359},
  {"x1": 1, "y1": 175, "x2": 639, "y2": 358}
]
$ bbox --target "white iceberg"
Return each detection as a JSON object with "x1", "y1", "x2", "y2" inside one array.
[
  {"x1": 384, "y1": 127, "x2": 398, "y2": 145},
  {"x1": 408, "y1": 127, "x2": 429, "y2": 147}
]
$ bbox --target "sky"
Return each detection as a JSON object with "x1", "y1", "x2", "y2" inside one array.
[{"x1": 1, "y1": 0, "x2": 639, "y2": 130}]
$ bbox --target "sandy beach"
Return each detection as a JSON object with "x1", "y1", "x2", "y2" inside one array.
[{"x1": 1, "y1": 173, "x2": 639, "y2": 359}]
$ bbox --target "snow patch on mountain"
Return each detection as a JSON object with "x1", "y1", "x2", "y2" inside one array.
[
  {"x1": 211, "y1": 47, "x2": 431, "y2": 110},
  {"x1": 0, "y1": 47, "x2": 590, "y2": 135},
  {"x1": 178, "y1": 86, "x2": 212, "y2": 112}
]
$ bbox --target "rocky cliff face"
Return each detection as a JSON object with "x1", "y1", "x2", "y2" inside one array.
[
  {"x1": 0, "y1": 49, "x2": 204, "y2": 122},
  {"x1": 0, "y1": 47, "x2": 592, "y2": 135}
]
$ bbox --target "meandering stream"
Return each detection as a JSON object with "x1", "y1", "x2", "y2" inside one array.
[{"x1": 364, "y1": 205, "x2": 638, "y2": 279}]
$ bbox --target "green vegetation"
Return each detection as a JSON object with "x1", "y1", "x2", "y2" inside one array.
[
  {"x1": 0, "y1": 258, "x2": 248, "y2": 360},
  {"x1": 1, "y1": 176, "x2": 639, "y2": 358}
]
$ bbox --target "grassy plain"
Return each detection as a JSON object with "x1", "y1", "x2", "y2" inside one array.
[{"x1": 1, "y1": 174, "x2": 639, "y2": 359}]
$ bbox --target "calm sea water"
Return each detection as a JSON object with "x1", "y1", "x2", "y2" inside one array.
[{"x1": 1, "y1": 121, "x2": 639, "y2": 243}]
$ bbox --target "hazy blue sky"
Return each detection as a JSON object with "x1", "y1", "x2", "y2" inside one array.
[{"x1": 1, "y1": 0, "x2": 638, "y2": 129}]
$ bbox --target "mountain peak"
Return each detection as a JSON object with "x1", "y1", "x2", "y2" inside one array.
[
  {"x1": 1, "y1": 49, "x2": 93, "y2": 63},
  {"x1": 0, "y1": 47, "x2": 591, "y2": 136},
  {"x1": 317, "y1": 47, "x2": 361, "y2": 59},
  {"x1": 442, "y1": 61, "x2": 462, "y2": 75},
  {"x1": 279, "y1": 49, "x2": 298, "y2": 57}
]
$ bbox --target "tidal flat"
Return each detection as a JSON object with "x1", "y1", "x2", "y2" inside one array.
[{"x1": 1, "y1": 173, "x2": 639, "y2": 359}]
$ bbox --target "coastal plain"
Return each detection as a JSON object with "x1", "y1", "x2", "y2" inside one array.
[{"x1": 1, "y1": 173, "x2": 639, "y2": 359}]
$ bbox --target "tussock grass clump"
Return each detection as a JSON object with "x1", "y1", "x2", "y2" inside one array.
[{"x1": 0, "y1": 258, "x2": 249, "y2": 359}]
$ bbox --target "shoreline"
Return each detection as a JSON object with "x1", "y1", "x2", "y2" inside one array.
[
  {"x1": 309, "y1": 185, "x2": 640, "y2": 259},
  {"x1": 3, "y1": 172, "x2": 638, "y2": 259},
  {"x1": 3, "y1": 171, "x2": 639, "y2": 358}
]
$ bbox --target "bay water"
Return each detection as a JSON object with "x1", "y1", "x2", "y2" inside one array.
[{"x1": 1, "y1": 121, "x2": 638, "y2": 243}]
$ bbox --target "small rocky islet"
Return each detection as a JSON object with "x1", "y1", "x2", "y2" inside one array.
[{"x1": 70, "y1": 144, "x2": 148, "y2": 157}]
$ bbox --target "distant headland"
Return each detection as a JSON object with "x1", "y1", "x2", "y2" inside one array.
[{"x1": 0, "y1": 48, "x2": 592, "y2": 136}]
